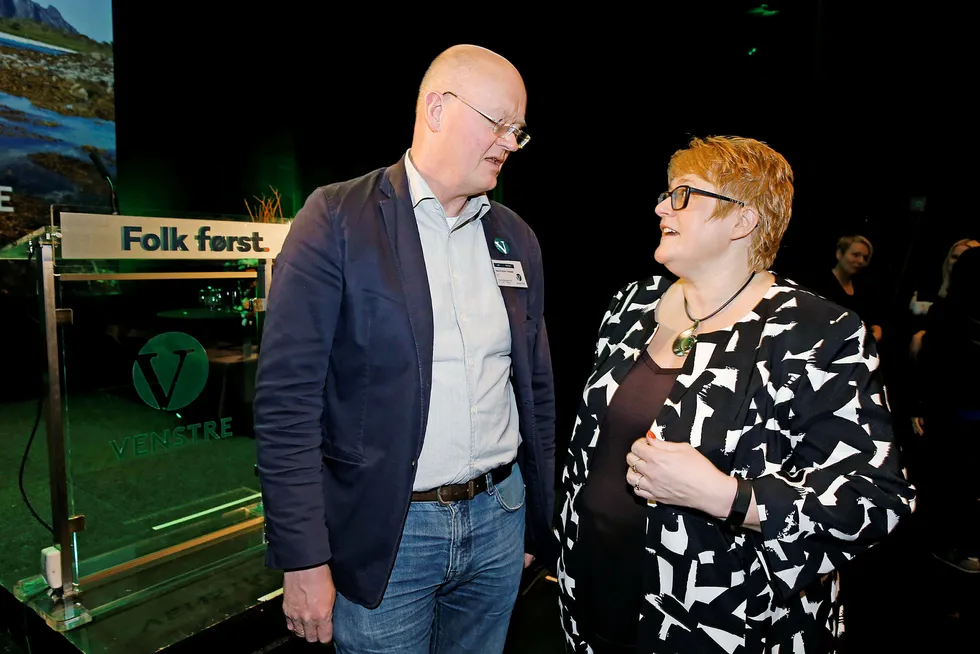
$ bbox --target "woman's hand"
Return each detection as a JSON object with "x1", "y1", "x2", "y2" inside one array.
[{"x1": 626, "y1": 436, "x2": 736, "y2": 520}]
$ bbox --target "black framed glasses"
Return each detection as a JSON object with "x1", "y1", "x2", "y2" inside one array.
[
  {"x1": 657, "y1": 185, "x2": 745, "y2": 211},
  {"x1": 443, "y1": 91, "x2": 530, "y2": 149}
]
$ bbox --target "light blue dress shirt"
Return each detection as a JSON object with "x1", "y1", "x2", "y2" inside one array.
[{"x1": 404, "y1": 150, "x2": 521, "y2": 490}]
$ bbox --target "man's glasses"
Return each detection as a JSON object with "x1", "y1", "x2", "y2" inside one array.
[
  {"x1": 443, "y1": 91, "x2": 530, "y2": 149},
  {"x1": 657, "y1": 185, "x2": 745, "y2": 211}
]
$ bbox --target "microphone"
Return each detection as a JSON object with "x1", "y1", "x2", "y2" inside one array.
[{"x1": 88, "y1": 151, "x2": 118, "y2": 214}]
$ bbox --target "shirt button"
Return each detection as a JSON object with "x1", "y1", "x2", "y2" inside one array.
[
  {"x1": 410, "y1": 459, "x2": 416, "y2": 467},
  {"x1": 471, "y1": 407, "x2": 478, "y2": 415}
]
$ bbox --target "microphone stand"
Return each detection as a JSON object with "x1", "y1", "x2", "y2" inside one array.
[{"x1": 88, "y1": 151, "x2": 118, "y2": 214}]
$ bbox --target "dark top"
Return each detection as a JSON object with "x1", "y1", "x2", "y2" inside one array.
[
  {"x1": 915, "y1": 247, "x2": 980, "y2": 418},
  {"x1": 918, "y1": 298, "x2": 980, "y2": 415},
  {"x1": 574, "y1": 349, "x2": 681, "y2": 652},
  {"x1": 805, "y1": 270, "x2": 881, "y2": 330}
]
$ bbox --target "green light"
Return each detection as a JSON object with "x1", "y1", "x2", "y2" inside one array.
[
  {"x1": 747, "y1": 4, "x2": 779, "y2": 17},
  {"x1": 748, "y1": 47, "x2": 758, "y2": 55}
]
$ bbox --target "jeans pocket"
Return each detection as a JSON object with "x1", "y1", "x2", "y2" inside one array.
[{"x1": 492, "y1": 465, "x2": 526, "y2": 512}]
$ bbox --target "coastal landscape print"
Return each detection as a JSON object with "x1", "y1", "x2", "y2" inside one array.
[{"x1": 0, "y1": 0, "x2": 114, "y2": 247}]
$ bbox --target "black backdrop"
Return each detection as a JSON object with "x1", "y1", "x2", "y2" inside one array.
[{"x1": 20, "y1": 1, "x2": 965, "y2": 456}]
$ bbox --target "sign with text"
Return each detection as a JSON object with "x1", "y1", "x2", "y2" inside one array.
[
  {"x1": 59, "y1": 212, "x2": 292, "y2": 260},
  {"x1": 0, "y1": 186, "x2": 13, "y2": 213}
]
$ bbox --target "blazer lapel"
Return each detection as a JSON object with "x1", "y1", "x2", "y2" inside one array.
[
  {"x1": 588, "y1": 302, "x2": 659, "y2": 387},
  {"x1": 584, "y1": 294, "x2": 711, "y2": 443},
  {"x1": 482, "y1": 209, "x2": 528, "y2": 353},
  {"x1": 379, "y1": 160, "x2": 434, "y2": 418}
]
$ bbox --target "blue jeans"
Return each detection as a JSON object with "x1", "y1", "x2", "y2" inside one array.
[{"x1": 332, "y1": 464, "x2": 526, "y2": 654}]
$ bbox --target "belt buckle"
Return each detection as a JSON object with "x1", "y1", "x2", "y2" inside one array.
[
  {"x1": 436, "y1": 486, "x2": 452, "y2": 506},
  {"x1": 467, "y1": 479, "x2": 477, "y2": 500}
]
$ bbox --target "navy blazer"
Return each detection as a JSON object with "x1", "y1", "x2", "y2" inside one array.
[{"x1": 253, "y1": 155, "x2": 557, "y2": 608}]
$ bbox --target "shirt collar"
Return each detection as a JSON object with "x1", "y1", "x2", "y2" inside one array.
[{"x1": 404, "y1": 149, "x2": 490, "y2": 230}]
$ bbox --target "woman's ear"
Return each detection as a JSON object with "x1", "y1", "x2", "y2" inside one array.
[{"x1": 731, "y1": 207, "x2": 759, "y2": 242}]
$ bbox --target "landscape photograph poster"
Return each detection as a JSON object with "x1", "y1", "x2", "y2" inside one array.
[{"x1": 0, "y1": 0, "x2": 115, "y2": 247}]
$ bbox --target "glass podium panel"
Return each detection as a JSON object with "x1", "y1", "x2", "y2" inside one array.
[
  {"x1": 0, "y1": 231, "x2": 53, "y2": 591},
  {"x1": 56, "y1": 260, "x2": 265, "y2": 585},
  {"x1": 1, "y1": 209, "x2": 291, "y2": 631}
]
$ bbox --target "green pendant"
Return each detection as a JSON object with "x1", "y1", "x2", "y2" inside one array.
[{"x1": 672, "y1": 321, "x2": 699, "y2": 357}]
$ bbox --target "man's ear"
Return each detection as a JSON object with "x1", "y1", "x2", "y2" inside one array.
[{"x1": 423, "y1": 91, "x2": 444, "y2": 132}]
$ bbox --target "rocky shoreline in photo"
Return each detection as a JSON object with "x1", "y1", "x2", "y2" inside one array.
[
  {"x1": 0, "y1": 149, "x2": 115, "y2": 247},
  {"x1": 0, "y1": 43, "x2": 114, "y2": 122},
  {"x1": 0, "y1": 104, "x2": 57, "y2": 139},
  {"x1": 0, "y1": 191, "x2": 49, "y2": 248},
  {"x1": 1, "y1": 36, "x2": 116, "y2": 248}
]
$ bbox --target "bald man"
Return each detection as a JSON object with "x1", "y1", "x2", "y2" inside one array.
[{"x1": 253, "y1": 44, "x2": 556, "y2": 653}]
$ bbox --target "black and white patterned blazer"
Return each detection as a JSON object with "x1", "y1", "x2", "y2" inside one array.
[{"x1": 556, "y1": 274, "x2": 916, "y2": 654}]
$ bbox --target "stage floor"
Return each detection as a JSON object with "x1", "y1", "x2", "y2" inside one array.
[
  {"x1": 2, "y1": 393, "x2": 979, "y2": 653},
  {"x1": 0, "y1": 387, "x2": 271, "y2": 653}
]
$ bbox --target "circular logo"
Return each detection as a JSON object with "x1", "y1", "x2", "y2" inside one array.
[{"x1": 132, "y1": 332, "x2": 209, "y2": 410}]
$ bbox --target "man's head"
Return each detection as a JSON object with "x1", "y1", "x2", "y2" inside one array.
[{"x1": 411, "y1": 45, "x2": 527, "y2": 207}]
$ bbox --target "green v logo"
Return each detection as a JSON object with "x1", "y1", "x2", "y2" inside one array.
[{"x1": 132, "y1": 332, "x2": 209, "y2": 410}]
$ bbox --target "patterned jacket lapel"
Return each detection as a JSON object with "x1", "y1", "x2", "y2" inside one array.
[
  {"x1": 649, "y1": 288, "x2": 776, "y2": 457},
  {"x1": 584, "y1": 280, "x2": 777, "y2": 452}
]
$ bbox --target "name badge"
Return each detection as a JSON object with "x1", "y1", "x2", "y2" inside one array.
[{"x1": 492, "y1": 260, "x2": 528, "y2": 288}]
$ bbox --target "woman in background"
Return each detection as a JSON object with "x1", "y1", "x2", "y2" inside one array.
[
  {"x1": 808, "y1": 234, "x2": 883, "y2": 342},
  {"x1": 909, "y1": 237, "x2": 979, "y2": 362},
  {"x1": 555, "y1": 135, "x2": 916, "y2": 653},
  {"x1": 910, "y1": 246, "x2": 980, "y2": 572}
]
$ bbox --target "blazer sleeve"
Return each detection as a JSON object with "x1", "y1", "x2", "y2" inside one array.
[
  {"x1": 253, "y1": 188, "x2": 342, "y2": 571},
  {"x1": 749, "y1": 311, "x2": 916, "y2": 601}
]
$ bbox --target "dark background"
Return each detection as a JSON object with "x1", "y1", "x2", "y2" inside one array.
[
  {"x1": 1, "y1": 4, "x2": 975, "y2": 652},
  {"x1": 108, "y1": 1, "x2": 967, "y2": 453},
  {"x1": 5, "y1": 1, "x2": 970, "y2": 452}
]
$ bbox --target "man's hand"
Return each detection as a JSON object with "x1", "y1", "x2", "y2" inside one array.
[
  {"x1": 524, "y1": 553, "x2": 535, "y2": 569},
  {"x1": 282, "y1": 564, "x2": 336, "y2": 643}
]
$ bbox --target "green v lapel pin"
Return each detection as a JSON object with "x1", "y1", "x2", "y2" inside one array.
[{"x1": 490, "y1": 238, "x2": 526, "y2": 288}]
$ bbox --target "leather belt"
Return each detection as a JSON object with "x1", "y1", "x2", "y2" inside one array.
[{"x1": 411, "y1": 461, "x2": 514, "y2": 505}]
